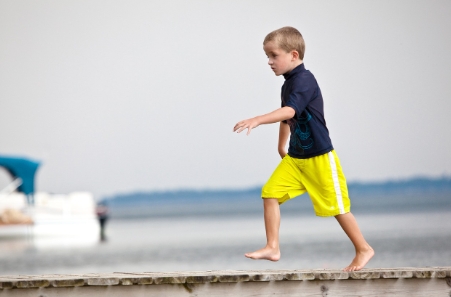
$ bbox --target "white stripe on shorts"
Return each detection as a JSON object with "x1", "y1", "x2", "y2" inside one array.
[{"x1": 328, "y1": 151, "x2": 345, "y2": 214}]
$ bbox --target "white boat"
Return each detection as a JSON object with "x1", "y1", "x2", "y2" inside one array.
[{"x1": 0, "y1": 156, "x2": 100, "y2": 246}]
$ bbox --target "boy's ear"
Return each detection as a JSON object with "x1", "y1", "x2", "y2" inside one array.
[{"x1": 291, "y1": 50, "x2": 300, "y2": 60}]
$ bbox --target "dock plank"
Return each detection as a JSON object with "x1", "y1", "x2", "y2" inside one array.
[{"x1": 0, "y1": 267, "x2": 450, "y2": 296}]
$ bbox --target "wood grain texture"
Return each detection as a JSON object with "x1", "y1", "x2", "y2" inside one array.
[{"x1": 0, "y1": 267, "x2": 450, "y2": 296}]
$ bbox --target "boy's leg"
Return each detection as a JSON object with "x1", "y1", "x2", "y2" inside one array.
[
  {"x1": 245, "y1": 198, "x2": 281, "y2": 261},
  {"x1": 248, "y1": 155, "x2": 305, "y2": 261},
  {"x1": 301, "y1": 151, "x2": 374, "y2": 271},
  {"x1": 335, "y1": 212, "x2": 374, "y2": 271}
]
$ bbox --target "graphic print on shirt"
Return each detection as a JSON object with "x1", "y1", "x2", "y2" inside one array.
[{"x1": 289, "y1": 111, "x2": 314, "y2": 154}]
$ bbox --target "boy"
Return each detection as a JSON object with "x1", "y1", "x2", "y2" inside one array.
[{"x1": 233, "y1": 26, "x2": 374, "y2": 271}]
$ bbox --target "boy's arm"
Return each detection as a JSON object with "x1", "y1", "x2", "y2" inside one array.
[
  {"x1": 278, "y1": 122, "x2": 290, "y2": 158},
  {"x1": 233, "y1": 106, "x2": 295, "y2": 135}
]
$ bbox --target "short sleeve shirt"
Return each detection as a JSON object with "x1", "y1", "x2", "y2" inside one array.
[{"x1": 281, "y1": 63, "x2": 333, "y2": 159}]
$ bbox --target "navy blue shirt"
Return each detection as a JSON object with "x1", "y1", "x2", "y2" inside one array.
[{"x1": 281, "y1": 63, "x2": 333, "y2": 159}]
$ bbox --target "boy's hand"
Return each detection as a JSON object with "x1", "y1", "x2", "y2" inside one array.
[
  {"x1": 234, "y1": 107, "x2": 294, "y2": 136},
  {"x1": 233, "y1": 117, "x2": 260, "y2": 135},
  {"x1": 278, "y1": 150, "x2": 287, "y2": 159}
]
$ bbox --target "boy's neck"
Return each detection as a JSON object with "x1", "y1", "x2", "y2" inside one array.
[
  {"x1": 292, "y1": 60, "x2": 303, "y2": 69},
  {"x1": 284, "y1": 60, "x2": 303, "y2": 76}
]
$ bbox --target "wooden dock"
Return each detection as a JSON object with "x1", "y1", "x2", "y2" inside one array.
[{"x1": 1, "y1": 267, "x2": 450, "y2": 296}]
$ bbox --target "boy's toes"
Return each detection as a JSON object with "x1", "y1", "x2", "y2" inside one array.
[
  {"x1": 343, "y1": 247, "x2": 374, "y2": 272},
  {"x1": 343, "y1": 265, "x2": 361, "y2": 272}
]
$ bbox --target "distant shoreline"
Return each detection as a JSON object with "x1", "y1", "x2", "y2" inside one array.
[{"x1": 101, "y1": 176, "x2": 451, "y2": 219}]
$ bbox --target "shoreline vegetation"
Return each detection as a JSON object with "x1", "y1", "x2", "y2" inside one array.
[{"x1": 102, "y1": 176, "x2": 451, "y2": 219}]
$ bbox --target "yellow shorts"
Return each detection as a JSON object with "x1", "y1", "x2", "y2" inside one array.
[{"x1": 261, "y1": 150, "x2": 350, "y2": 217}]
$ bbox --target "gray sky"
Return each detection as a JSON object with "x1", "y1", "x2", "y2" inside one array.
[{"x1": 1, "y1": 0, "x2": 450, "y2": 199}]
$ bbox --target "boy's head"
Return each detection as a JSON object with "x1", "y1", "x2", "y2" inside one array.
[
  {"x1": 263, "y1": 26, "x2": 305, "y2": 76},
  {"x1": 263, "y1": 26, "x2": 305, "y2": 60}
]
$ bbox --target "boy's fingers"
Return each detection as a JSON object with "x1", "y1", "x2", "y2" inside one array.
[
  {"x1": 233, "y1": 121, "x2": 244, "y2": 132},
  {"x1": 234, "y1": 122, "x2": 248, "y2": 133}
]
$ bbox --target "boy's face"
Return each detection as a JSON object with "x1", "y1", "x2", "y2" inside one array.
[{"x1": 263, "y1": 41, "x2": 300, "y2": 76}]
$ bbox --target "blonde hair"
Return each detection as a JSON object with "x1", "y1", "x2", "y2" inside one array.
[{"x1": 264, "y1": 26, "x2": 305, "y2": 60}]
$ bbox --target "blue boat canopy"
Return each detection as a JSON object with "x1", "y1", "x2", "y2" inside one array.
[{"x1": 0, "y1": 156, "x2": 40, "y2": 195}]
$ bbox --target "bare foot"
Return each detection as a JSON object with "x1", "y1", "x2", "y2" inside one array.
[
  {"x1": 343, "y1": 246, "x2": 374, "y2": 271},
  {"x1": 245, "y1": 246, "x2": 280, "y2": 261}
]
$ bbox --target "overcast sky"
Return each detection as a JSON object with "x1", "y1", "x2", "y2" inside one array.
[{"x1": 1, "y1": 0, "x2": 450, "y2": 199}]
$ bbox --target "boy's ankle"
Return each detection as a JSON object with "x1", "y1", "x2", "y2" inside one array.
[{"x1": 266, "y1": 243, "x2": 279, "y2": 250}]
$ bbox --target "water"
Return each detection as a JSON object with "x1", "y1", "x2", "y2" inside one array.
[{"x1": 0, "y1": 210, "x2": 450, "y2": 276}]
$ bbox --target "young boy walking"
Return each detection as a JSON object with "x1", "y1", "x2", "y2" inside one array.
[{"x1": 233, "y1": 27, "x2": 374, "y2": 271}]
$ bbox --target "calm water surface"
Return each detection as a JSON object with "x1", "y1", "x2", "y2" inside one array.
[{"x1": 0, "y1": 210, "x2": 450, "y2": 275}]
